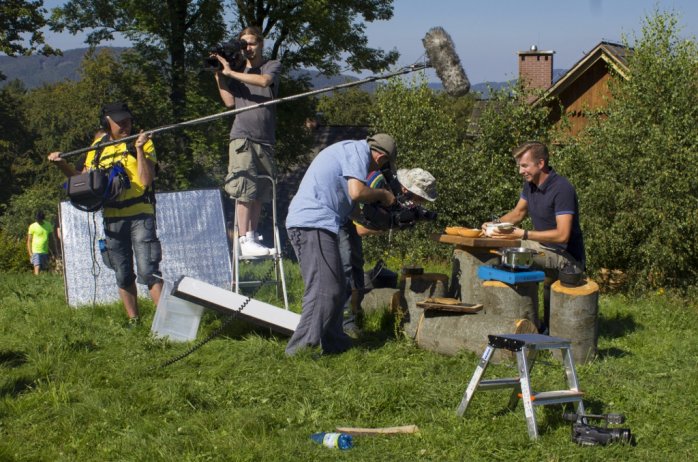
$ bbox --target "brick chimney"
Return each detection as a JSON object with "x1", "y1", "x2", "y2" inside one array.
[{"x1": 518, "y1": 45, "x2": 554, "y2": 100}]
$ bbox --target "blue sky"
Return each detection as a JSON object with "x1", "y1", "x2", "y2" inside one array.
[{"x1": 41, "y1": 0, "x2": 697, "y2": 84}]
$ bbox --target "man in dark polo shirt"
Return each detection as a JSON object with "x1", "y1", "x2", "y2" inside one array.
[{"x1": 483, "y1": 140, "x2": 585, "y2": 332}]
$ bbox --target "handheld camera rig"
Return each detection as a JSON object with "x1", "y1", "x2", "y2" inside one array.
[
  {"x1": 203, "y1": 39, "x2": 247, "y2": 71},
  {"x1": 359, "y1": 164, "x2": 437, "y2": 231},
  {"x1": 562, "y1": 412, "x2": 634, "y2": 446}
]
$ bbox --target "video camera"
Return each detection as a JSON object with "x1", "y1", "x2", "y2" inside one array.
[
  {"x1": 360, "y1": 164, "x2": 438, "y2": 231},
  {"x1": 562, "y1": 412, "x2": 634, "y2": 446},
  {"x1": 203, "y1": 39, "x2": 247, "y2": 71}
]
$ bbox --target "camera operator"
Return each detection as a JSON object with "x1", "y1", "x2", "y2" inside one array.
[
  {"x1": 341, "y1": 167, "x2": 438, "y2": 337},
  {"x1": 213, "y1": 25, "x2": 282, "y2": 257},
  {"x1": 285, "y1": 135, "x2": 397, "y2": 356}
]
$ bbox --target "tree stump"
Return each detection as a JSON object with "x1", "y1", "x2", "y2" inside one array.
[
  {"x1": 450, "y1": 248, "x2": 499, "y2": 304},
  {"x1": 482, "y1": 280, "x2": 539, "y2": 323},
  {"x1": 550, "y1": 279, "x2": 599, "y2": 365},
  {"x1": 402, "y1": 273, "x2": 448, "y2": 339}
]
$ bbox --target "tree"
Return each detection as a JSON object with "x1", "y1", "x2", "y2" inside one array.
[
  {"x1": 316, "y1": 86, "x2": 374, "y2": 126},
  {"x1": 51, "y1": 0, "x2": 399, "y2": 184},
  {"x1": 556, "y1": 10, "x2": 698, "y2": 290},
  {"x1": 0, "y1": 0, "x2": 57, "y2": 57},
  {"x1": 0, "y1": 0, "x2": 59, "y2": 80}
]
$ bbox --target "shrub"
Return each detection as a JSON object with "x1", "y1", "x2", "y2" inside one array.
[{"x1": 0, "y1": 230, "x2": 29, "y2": 273}]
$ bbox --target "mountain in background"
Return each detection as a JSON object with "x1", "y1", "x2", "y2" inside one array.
[{"x1": 0, "y1": 47, "x2": 566, "y2": 99}]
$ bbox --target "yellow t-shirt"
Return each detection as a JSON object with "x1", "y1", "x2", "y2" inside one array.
[
  {"x1": 28, "y1": 221, "x2": 54, "y2": 254},
  {"x1": 84, "y1": 138, "x2": 157, "y2": 218}
]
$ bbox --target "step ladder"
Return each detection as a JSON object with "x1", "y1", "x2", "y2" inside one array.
[
  {"x1": 456, "y1": 333, "x2": 585, "y2": 439},
  {"x1": 231, "y1": 175, "x2": 289, "y2": 310}
]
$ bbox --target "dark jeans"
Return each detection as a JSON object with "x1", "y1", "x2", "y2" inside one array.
[
  {"x1": 285, "y1": 227, "x2": 352, "y2": 356},
  {"x1": 338, "y1": 222, "x2": 365, "y2": 329}
]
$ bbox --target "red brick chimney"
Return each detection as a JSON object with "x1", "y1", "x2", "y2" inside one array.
[{"x1": 518, "y1": 45, "x2": 554, "y2": 100}]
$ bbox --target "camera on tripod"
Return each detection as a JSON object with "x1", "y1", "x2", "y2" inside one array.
[
  {"x1": 562, "y1": 412, "x2": 634, "y2": 446},
  {"x1": 203, "y1": 39, "x2": 247, "y2": 71}
]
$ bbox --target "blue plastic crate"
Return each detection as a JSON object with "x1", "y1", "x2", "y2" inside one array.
[{"x1": 477, "y1": 265, "x2": 545, "y2": 284}]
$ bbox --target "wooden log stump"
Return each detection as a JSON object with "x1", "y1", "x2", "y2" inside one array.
[
  {"x1": 482, "y1": 280, "x2": 539, "y2": 323},
  {"x1": 481, "y1": 280, "x2": 540, "y2": 362},
  {"x1": 550, "y1": 279, "x2": 599, "y2": 365},
  {"x1": 450, "y1": 248, "x2": 499, "y2": 304},
  {"x1": 402, "y1": 273, "x2": 448, "y2": 339}
]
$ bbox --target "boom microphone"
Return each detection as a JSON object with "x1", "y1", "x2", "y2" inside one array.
[{"x1": 422, "y1": 27, "x2": 470, "y2": 97}]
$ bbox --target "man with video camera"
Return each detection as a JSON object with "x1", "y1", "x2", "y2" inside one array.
[
  {"x1": 341, "y1": 167, "x2": 438, "y2": 337},
  {"x1": 213, "y1": 25, "x2": 282, "y2": 257},
  {"x1": 284, "y1": 135, "x2": 398, "y2": 356}
]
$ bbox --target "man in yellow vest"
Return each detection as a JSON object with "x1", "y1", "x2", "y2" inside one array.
[{"x1": 48, "y1": 102, "x2": 162, "y2": 325}]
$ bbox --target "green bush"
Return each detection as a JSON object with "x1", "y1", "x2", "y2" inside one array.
[
  {"x1": 556, "y1": 11, "x2": 698, "y2": 290},
  {"x1": 0, "y1": 230, "x2": 29, "y2": 273}
]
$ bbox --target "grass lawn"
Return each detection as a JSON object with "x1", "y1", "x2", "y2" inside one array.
[{"x1": 0, "y1": 268, "x2": 696, "y2": 461}]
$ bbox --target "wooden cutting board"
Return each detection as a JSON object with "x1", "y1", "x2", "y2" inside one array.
[{"x1": 416, "y1": 299, "x2": 483, "y2": 313}]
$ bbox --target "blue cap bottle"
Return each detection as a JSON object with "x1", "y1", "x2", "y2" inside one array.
[{"x1": 310, "y1": 432, "x2": 353, "y2": 449}]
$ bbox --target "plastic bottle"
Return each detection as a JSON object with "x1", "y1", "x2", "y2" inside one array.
[{"x1": 310, "y1": 432, "x2": 353, "y2": 449}]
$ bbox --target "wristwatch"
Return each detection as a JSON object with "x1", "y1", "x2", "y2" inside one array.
[{"x1": 523, "y1": 230, "x2": 529, "y2": 240}]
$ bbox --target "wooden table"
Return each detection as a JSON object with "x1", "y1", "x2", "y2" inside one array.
[
  {"x1": 430, "y1": 233, "x2": 521, "y2": 305},
  {"x1": 430, "y1": 233, "x2": 521, "y2": 249}
]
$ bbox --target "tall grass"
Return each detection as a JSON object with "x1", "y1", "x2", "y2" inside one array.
[{"x1": 0, "y1": 270, "x2": 696, "y2": 461}]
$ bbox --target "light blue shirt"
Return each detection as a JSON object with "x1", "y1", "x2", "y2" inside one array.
[{"x1": 286, "y1": 140, "x2": 371, "y2": 234}]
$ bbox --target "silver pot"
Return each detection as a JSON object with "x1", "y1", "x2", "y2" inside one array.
[{"x1": 493, "y1": 247, "x2": 541, "y2": 270}]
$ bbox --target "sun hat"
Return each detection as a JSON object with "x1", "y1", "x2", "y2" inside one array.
[{"x1": 397, "y1": 168, "x2": 438, "y2": 202}]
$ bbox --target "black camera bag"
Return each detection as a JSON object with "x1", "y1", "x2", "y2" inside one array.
[{"x1": 67, "y1": 169, "x2": 110, "y2": 212}]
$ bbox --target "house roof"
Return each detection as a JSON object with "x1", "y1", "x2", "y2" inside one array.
[{"x1": 533, "y1": 41, "x2": 632, "y2": 105}]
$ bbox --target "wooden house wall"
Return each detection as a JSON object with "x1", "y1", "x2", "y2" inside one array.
[{"x1": 551, "y1": 59, "x2": 616, "y2": 136}]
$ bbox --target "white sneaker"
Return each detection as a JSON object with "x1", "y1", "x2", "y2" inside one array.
[
  {"x1": 254, "y1": 232, "x2": 275, "y2": 255},
  {"x1": 239, "y1": 236, "x2": 270, "y2": 257}
]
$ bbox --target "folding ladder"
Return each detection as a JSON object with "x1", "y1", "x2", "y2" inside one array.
[
  {"x1": 231, "y1": 175, "x2": 289, "y2": 310},
  {"x1": 456, "y1": 333, "x2": 585, "y2": 439}
]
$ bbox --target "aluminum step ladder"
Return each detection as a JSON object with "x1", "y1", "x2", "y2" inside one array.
[
  {"x1": 456, "y1": 333, "x2": 585, "y2": 439},
  {"x1": 231, "y1": 175, "x2": 289, "y2": 310}
]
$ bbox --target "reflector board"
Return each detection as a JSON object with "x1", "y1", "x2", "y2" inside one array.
[
  {"x1": 172, "y1": 276, "x2": 299, "y2": 336},
  {"x1": 59, "y1": 189, "x2": 232, "y2": 307}
]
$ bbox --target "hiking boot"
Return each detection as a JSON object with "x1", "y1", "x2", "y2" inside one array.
[{"x1": 239, "y1": 235, "x2": 270, "y2": 257}]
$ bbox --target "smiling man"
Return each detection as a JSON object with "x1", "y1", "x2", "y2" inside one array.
[{"x1": 483, "y1": 140, "x2": 585, "y2": 333}]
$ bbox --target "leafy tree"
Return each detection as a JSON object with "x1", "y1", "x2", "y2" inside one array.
[
  {"x1": 0, "y1": 81, "x2": 34, "y2": 209},
  {"x1": 556, "y1": 10, "x2": 698, "y2": 290},
  {"x1": 50, "y1": 0, "x2": 399, "y2": 183},
  {"x1": 0, "y1": 0, "x2": 58, "y2": 57},
  {"x1": 316, "y1": 86, "x2": 373, "y2": 126}
]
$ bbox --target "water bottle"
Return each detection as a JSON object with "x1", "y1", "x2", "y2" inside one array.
[{"x1": 310, "y1": 432, "x2": 353, "y2": 449}]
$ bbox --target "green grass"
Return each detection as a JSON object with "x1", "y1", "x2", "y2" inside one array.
[{"x1": 0, "y1": 269, "x2": 697, "y2": 461}]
